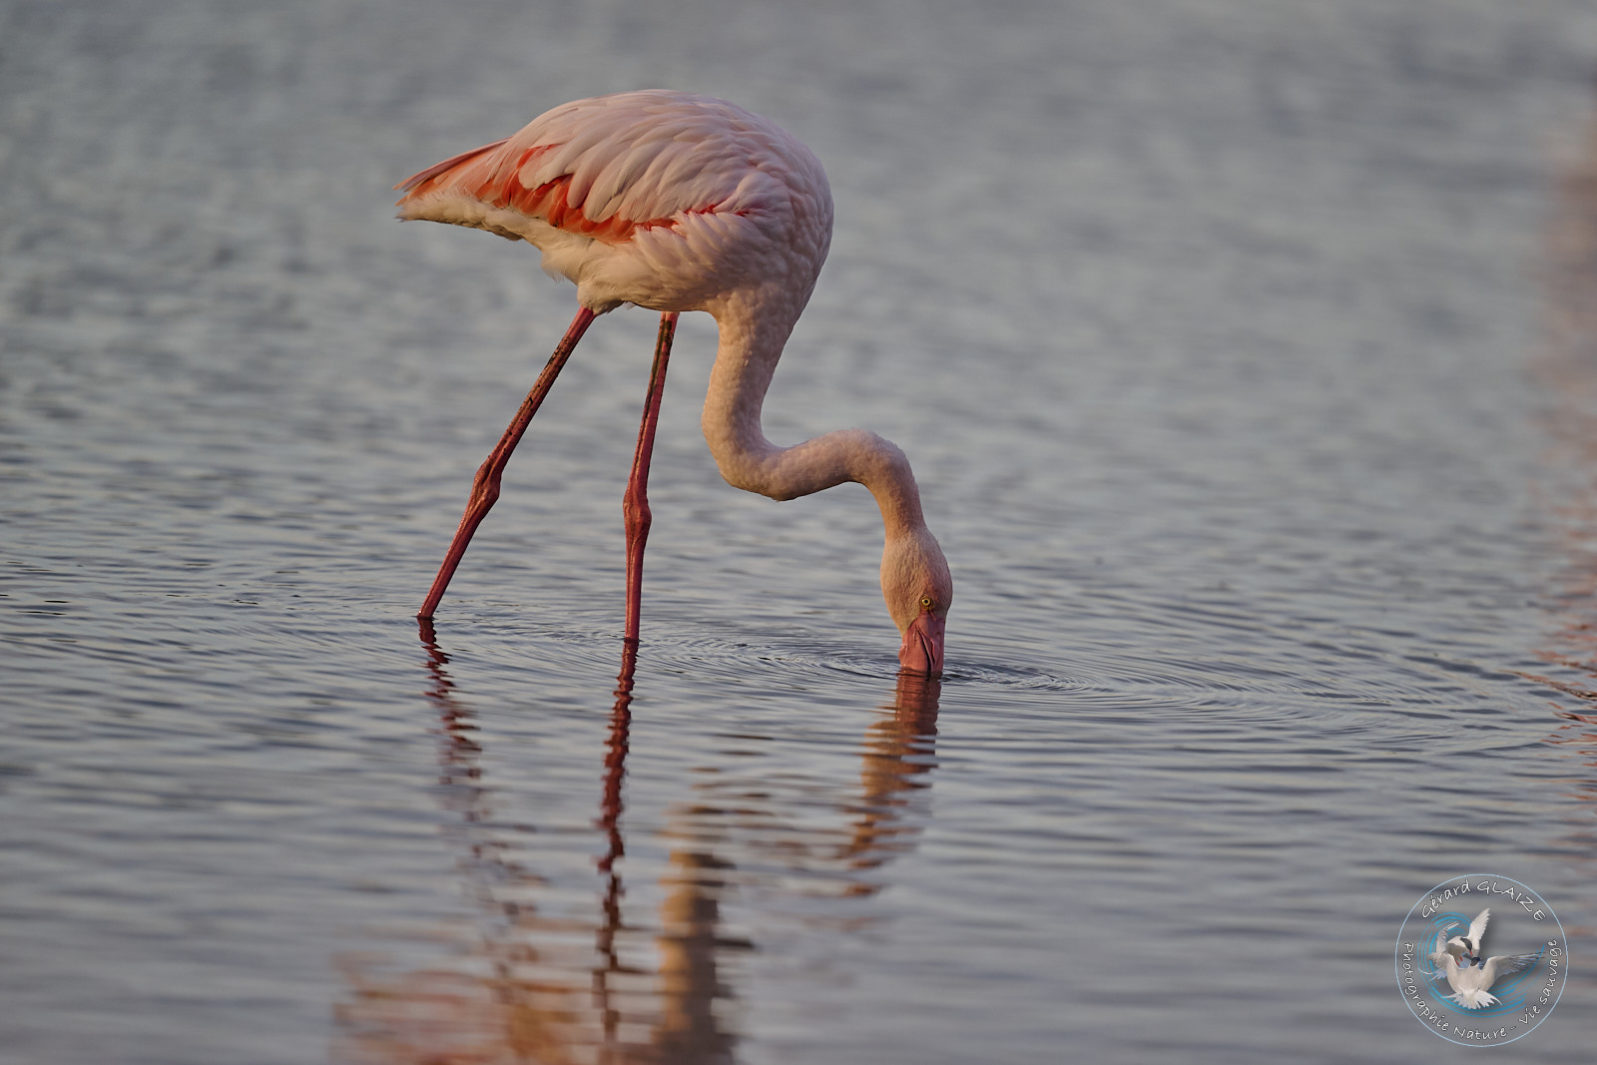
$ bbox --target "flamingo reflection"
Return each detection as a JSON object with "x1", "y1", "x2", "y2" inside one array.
[{"x1": 335, "y1": 628, "x2": 940, "y2": 1063}]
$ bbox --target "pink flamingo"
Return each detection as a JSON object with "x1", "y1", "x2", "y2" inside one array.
[{"x1": 396, "y1": 90, "x2": 951, "y2": 674}]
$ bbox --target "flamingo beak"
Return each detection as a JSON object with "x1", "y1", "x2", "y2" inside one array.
[{"x1": 898, "y1": 612, "x2": 945, "y2": 677}]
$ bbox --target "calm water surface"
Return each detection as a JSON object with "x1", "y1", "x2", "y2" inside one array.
[{"x1": 4, "y1": 1, "x2": 1597, "y2": 1062}]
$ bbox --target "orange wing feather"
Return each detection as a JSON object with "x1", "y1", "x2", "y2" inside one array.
[
  {"x1": 396, "y1": 136, "x2": 677, "y2": 244},
  {"x1": 393, "y1": 139, "x2": 509, "y2": 196}
]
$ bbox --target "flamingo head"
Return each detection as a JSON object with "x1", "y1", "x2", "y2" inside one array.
[{"x1": 882, "y1": 528, "x2": 952, "y2": 677}]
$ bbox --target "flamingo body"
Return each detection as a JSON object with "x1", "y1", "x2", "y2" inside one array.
[
  {"x1": 397, "y1": 90, "x2": 950, "y2": 674},
  {"x1": 397, "y1": 91, "x2": 831, "y2": 318}
]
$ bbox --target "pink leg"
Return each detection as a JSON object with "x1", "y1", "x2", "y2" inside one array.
[
  {"x1": 418, "y1": 306, "x2": 596, "y2": 620},
  {"x1": 622, "y1": 312, "x2": 678, "y2": 644}
]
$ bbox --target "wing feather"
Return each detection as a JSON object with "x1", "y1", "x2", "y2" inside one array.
[
  {"x1": 393, "y1": 139, "x2": 508, "y2": 194},
  {"x1": 1468, "y1": 909, "x2": 1491, "y2": 948},
  {"x1": 392, "y1": 90, "x2": 832, "y2": 308},
  {"x1": 1486, "y1": 952, "x2": 1540, "y2": 981},
  {"x1": 395, "y1": 92, "x2": 771, "y2": 245}
]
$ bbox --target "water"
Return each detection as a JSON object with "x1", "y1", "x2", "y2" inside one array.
[{"x1": 4, "y1": 0, "x2": 1597, "y2": 1061}]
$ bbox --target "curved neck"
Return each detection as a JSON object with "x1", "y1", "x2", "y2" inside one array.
[{"x1": 700, "y1": 293, "x2": 928, "y2": 537}]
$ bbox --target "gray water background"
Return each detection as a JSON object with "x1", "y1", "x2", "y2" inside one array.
[{"x1": 4, "y1": 0, "x2": 1597, "y2": 1062}]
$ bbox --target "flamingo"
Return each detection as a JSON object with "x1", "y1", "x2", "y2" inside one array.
[{"x1": 395, "y1": 90, "x2": 951, "y2": 674}]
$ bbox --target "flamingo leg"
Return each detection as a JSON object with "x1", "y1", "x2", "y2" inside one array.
[
  {"x1": 418, "y1": 306, "x2": 597, "y2": 620},
  {"x1": 622, "y1": 312, "x2": 678, "y2": 644}
]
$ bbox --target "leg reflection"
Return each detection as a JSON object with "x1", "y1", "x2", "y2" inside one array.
[
  {"x1": 337, "y1": 632, "x2": 940, "y2": 1063},
  {"x1": 335, "y1": 626, "x2": 738, "y2": 1064}
]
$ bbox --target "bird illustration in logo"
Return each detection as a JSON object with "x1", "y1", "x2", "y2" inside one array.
[
  {"x1": 1445, "y1": 908, "x2": 1491, "y2": 965},
  {"x1": 1428, "y1": 908, "x2": 1541, "y2": 1009}
]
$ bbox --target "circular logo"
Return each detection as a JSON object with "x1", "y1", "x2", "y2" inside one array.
[{"x1": 1394, "y1": 874, "x2": 1568, "y2": 1046}]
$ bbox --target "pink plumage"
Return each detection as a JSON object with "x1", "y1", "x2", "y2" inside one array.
[
  {"x1": 397, "y1": 91, "x2": 831, "y2": 315},
  {"x1": 397, "y1": 90, "x2": 950, "y2": 674}
]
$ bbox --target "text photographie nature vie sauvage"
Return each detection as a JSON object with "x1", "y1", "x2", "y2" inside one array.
[{"x1": 396, "y1": 90, "x2": 951, "y2": 674}]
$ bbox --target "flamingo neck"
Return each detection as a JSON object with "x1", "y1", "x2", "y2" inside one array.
[{"x1": 699, "y1": 293, "x2": 928, "y2": 538}]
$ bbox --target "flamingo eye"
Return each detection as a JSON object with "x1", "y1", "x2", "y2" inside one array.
[{"x1": 919, "y1": 596, "x2": 935, "y2": 611}]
